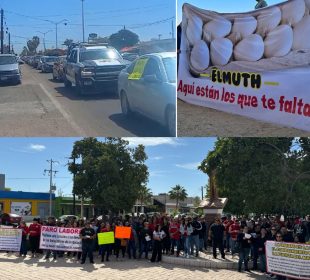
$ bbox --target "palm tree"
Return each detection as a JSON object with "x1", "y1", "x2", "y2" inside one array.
[
  {"x1": 137, "y1": 185, "x2": 153, "y2": 213},
  {"x1": 168, "y1": 184, "x2": 188, "y2": 211}
]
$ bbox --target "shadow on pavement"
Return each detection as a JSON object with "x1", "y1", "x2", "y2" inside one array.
[
  {"x1": 54, "y1": 85, "x2": 119, "y2": 101},
  {"x1": 109, "y1": 113, "x2": 169, "y2": 137}
]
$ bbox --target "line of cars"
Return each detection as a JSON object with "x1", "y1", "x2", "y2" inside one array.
[
  {"x1": 22, "y1": 43, "x2": 176, "y2": 136},
  {"x1": 0, "y1": 54, "x2": 23, "y2": 85}
]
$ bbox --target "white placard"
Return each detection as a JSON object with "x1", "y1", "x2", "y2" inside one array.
[
  {"x1": 178, "y1": 3, "x2": 310, "y2": 132},
  {"x1": 39, "y1": 226, "x2": 82, "y2": 252},
  {"x1": 266, "y1": 241, "x2": 310, "y2": 280},
  {"x1": 0, "y1": 228, "x2": 22, "y2": 251}
]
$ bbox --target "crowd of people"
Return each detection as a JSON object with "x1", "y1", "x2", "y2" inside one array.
[{"x1": 7, "y1": 213, "x2": 310, "y2": 278}]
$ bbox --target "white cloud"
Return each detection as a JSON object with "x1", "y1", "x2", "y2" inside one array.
[
  {"x1": 149, "y1": 170, "x2": 168, "y2": 177},
  {"x1": 176, "y1": 162, "x2": 200, "y2": 170},
  {"x1": 150, "y1": 156, "x2": 163, "y2": 160},
  {"x1": 29, "y1": 144, "x2": 46, "y2": 152},
  {"x1": 124, "y1": 138, "x2": 182, "y2": 147}
]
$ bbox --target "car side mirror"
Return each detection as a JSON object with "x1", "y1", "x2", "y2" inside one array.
[
  {"x1": 144, "y1": 74, "x2": 160, "y2": 83},
  {"x1": 18, "y1": 60, "x2": 24, "y2": 65}
]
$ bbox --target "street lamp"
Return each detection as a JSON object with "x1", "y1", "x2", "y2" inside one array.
[
  {"x1": 45, "y1": 19, "x2": 68, "y2": 49},
  {"x1": 37, "y1": 30, "x2": 53, "y2": 53},
  {"x1": 81, "y1": 0, "x2": 85, "y2": 42}
]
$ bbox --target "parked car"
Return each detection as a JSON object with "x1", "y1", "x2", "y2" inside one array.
[
  {"x1": 58, "y1": 215, "x2": 79, "y2": 222},
  {"x1": 52, "y1": 56, "x2": 66, "y2": 81},
  {"x1": 0, "y1": 54, "x2": 22, "y2": 85},
  {"x1": 64, "y1": 43, "x2": 128, "y2": 95},
  {"x1": 0, "y1": 213, "x2": 22, "y2": 225},
  {"x1": 118, "y1": 52, "x2": 176, "y2": 136},
  {"x1": 121, "y1": 52, "x2": 139, "y2": 62},
  {"x1": 32, "y1": 55, "x2": 42, "y2": 68},
  {"x1": 41, "y1": 56, "x2": 58, "y2": 73}
]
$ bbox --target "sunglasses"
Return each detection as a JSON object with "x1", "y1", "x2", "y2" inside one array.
[{"x1": 276, "y1": 235, "x2": 282, "y2": 238}]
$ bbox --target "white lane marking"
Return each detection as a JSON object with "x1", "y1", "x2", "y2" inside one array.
[{"x1": 38, "y1": 83, "x2": 86, "y2": 135}]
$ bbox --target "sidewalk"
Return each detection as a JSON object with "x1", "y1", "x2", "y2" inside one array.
[{"x1": 0, "y1": 252, "x2": 265, "y2": 280}]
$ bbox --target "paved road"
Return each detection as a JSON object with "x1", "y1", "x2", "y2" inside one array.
[
  {"x1": 178, "y1": 99, "x2": 309, "y2": 137},
  {"x1": 0, "y1": 253, "x2": 265, "y2": 280},
  {"x1": 0, "y1": 64, "x2": 168, "y2": 136}
]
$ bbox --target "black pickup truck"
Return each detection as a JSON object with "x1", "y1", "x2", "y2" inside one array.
[{"x1": 64, "y1": 43, "x2": 128, "y2": 95}]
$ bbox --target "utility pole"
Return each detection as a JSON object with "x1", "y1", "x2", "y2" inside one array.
[
  {"x1": 81, "y1": 0, "x2": 85, "y2": 42},
  {"x1": 1, "y1": 9, "x2": 4, "y2": 54},
  {"x1": 8, "y1": 33, "x2": 10, "y2": 54},
  {"x1": 201, "y1": 186, "x2": 204, "y2": 200},
  {"x1": 44, "y1": 159, "x2": 58, "y2": 217},
  {"x1": 37, "y1": 30, "x2": 53, "y2": 53},
  {"x1": 158, "y1": 34, "x2": 162, "y2": 40},
  {"x1": 171, "y1": 20, "x2": 175, "y2": 39}
]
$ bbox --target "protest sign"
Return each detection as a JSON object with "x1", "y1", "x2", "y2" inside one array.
[
  {"x1": 128, "y1": 58, "x2": 149, "y2": 80},
  {"x1": 115, "y1": 226, "x2": 131, "y2": 239},
  {"x1": 266, "y1": 241, "x2": 310, "y2": 280},
  {"x1": 178, "y1": 1, "x2": 310, "y2": 131},
  {"x1": 39, "y1": 226, "x2": 82, "y2": 252},
  {"x1": 98, "y1": 232, "x2": 114, "y2": 245},
  {"x1": 0, "y1": 227, "x2": 22, "y2": 251}
]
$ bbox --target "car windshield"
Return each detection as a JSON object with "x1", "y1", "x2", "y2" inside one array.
[
  {"x1": 45, "y1": 57, "x2": 57, "y2": 62},
  {"x1": 0, "y1": 56, "x2": 17, "y2": 65},
  {"x1": 162, "y1": 57, "x2": 176, "y2": 83},
  {"x1": 80, "y1": 49, "x2": 121, "y2": 62}
]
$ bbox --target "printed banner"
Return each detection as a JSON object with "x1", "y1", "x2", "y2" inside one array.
[
  {"x1": 178, "y1": 1, "x2": 310, "y2": 131},
  {"x1": 266, "y1": 241, "x2": 310, "y2": 280},
  {"x1": 39, "y1": 226, "x2": 82, "y2": 252},
  {"x1": 98, "y1": 232, "x2": 115, "y2": 245},
  {"x1": 11, "y1": 202, "x2": 32, "y2": 216},
  {"x1": 115, "y1": 226, "x2": 131, "y2": 239},
  {"x1": 0, "y1": 227, "x2": 22, "y2": 251}
]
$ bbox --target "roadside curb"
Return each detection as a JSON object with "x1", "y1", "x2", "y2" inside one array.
[{"x1": 162, "y1": 255, "x2": 239, "y2": 270}]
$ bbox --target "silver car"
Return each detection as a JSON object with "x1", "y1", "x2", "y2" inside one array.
[
  {"x1": 118, "y1": 52, "x2": 176, "y2": 136},
  {"x1": 0, "y1": 54, "x2": 22, "y2": 85}
]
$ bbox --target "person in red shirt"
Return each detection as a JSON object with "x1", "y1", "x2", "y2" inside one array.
[
  {"x1": 100, "y1": 222, "x2": 112, "y2": 262},
  {"x1": 169, "y1": 218, "x2": 181, "y2": 256},
  {"x1": 223, "y1": 215, "x2": 234, "y2": 253},
  {"x1": 18, "y1": 221, "x2": 29, "y2": 257},
  {"x1": 28, "y1": 218, "x2": 41, "y2": 258},
  {"x1": 229, "y1": 219, "x2": 241, "y2": 257}
]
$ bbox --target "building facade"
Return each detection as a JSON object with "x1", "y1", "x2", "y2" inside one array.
[{"x1": 0, "y1": 190, "x2": 55, "y2": 219}]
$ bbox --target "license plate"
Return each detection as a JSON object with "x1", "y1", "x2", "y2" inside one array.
[{"x1": 0, "y1": 77, "x2": 8, "y2": 81}]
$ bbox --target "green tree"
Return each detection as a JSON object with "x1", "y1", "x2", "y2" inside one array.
[
  {"x1": 109, "y1": 29, "x2": 139, "y2": 50},
  {"x1": 137, "y1": 185, "x2": 153, "y2": 212},
  {"x1": 27, "y1": 36, "x2": 40, "y2": 54},
  {"x1": 198, "y1": 137, "x2": 310, "y2": 216},
  {"x1": 20, "y1": 46, "x2": 29, "y2": 56},
  {"x1": 68, "y1": 137, "x2": 149, "y2": 214},
  {"x1": 63, "y1": 39, "x2": 74, "y2": 47},
  {"x1": 168, "y1": 184, "x2": 188, "y2": 211}
]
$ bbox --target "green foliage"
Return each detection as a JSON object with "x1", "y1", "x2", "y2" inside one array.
[
  {"x1": 63, "y1": 39, "x2": 74, "y2": 47},
  {"x1": 168, "y1": 184, "x2": 188, "y2": 211},
  {"x1": 109, "y1": 29, "x2": 139, "y2": 50},
  {"x1": 199, "y1": 138, "x2": 310, "y2": 216},
  {"x1": 68, "y1": 138, "x2": 149, "y2": 214},
  {"x1": 137, "y1": 185, "x2": 153, "y2": 208},
  {"x1": 27, "y1": 36, "x2": 40, "y2": 54}
]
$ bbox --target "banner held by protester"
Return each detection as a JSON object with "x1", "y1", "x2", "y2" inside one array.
[{"x1": 178, "y1": 1, "x2": 310, "y2": 131}]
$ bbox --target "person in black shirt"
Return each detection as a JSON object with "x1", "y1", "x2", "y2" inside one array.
[
  {"x1": 44, "y1": 217, "x2": 57, "y2": 260},
  {"x1": 209, "y1": 217, "x2": 225, "y2": 259},
  {"x1": 237, "y1": 226, "x2": 252, "y2": 272},
  {"x1": 79, "y1": 222, "x2": 96, "y2": 264}
]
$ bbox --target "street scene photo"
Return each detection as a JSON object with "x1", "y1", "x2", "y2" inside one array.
[
  {"x1": 0, "y1": 0, "x2": 176, "y2": 136},
  {"x1": 0, "y1": 137, "x2": 309, "y2": 280}
]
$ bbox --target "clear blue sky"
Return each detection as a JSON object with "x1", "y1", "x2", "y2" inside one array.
[
  {"x1": 0, "y1": 138, "x2": 216, "y2": 198},
  {"x1": 177, "y1": 0, "x2": 285, "y2": 24},
  {"x1": 0, "y1": 0, "x2": 175, "y2": 53}
]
